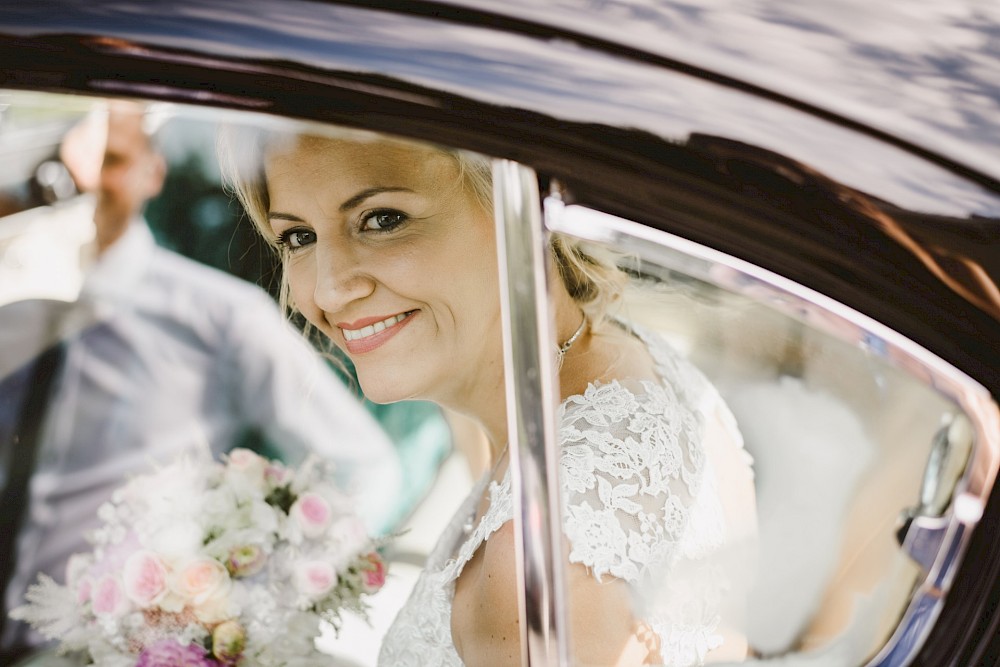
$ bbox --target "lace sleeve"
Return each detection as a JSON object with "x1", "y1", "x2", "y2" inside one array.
[{"x1": 558, "y1": 378, "x2": 707, "y2": 583}]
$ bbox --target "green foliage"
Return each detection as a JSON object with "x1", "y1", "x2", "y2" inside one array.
[
  {"x1": 264, "y1": 484, "x2": 296, "y2": 514},
  {"x1": 144, "y1": 151, "x2": 282, "y2": 299}
]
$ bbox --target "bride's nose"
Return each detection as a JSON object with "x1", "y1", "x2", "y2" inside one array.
[{"x1": 313, "y1": 242, "x2": 374, "y2": 314}]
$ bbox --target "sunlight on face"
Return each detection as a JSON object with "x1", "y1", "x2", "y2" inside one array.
[{"x1": 264, "y1": 135, "x2": 504, "y2": 409}]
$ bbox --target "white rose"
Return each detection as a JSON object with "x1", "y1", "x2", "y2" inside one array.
[{"x1": 227, "y1": 448, "x2": 268, "y2": 481}]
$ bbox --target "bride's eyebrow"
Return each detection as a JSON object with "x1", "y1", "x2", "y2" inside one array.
[
  {"x1": 268, "y1": 211, "x2": 304, "y2": 223},
  {"x1": 339, "y1": 186, "x2": 413, "y2": 212}
]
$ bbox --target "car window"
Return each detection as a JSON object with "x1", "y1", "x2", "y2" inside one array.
[{"x1": 1, "y1": 89, "x2": 997, "y2": 667}]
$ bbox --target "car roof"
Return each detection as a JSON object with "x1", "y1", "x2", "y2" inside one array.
[{"x1": 434, "y1": 0, "x2": 1000, "y2": 186}]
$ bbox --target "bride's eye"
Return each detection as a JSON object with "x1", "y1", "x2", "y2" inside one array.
[
  {"x1": 360, "y1": 209, "x2": 409, "y2": 233},
  {"x1": 277, "y1": 228, "x2": 316, "y2": 250}
]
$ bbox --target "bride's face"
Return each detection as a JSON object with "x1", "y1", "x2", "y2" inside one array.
[{"x1": 264, "y1": 135, "x2": 503, "y2": 405}]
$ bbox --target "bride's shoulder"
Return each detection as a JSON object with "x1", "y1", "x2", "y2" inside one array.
[{"x1": 558, "y1": 321, "x2": 707, "y2": 426}]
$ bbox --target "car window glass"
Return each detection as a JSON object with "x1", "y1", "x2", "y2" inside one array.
[
  {"x1": 0, "y1": 91, "x2": 486, "y2": 665},
  {"x1": 544, "y1": 196, "x2": 993, "y2": 666},
  {"x1": 2, "y1": 88, "x2": 996, "y2": 667}
]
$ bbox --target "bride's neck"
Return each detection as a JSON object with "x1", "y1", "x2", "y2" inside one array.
[
  {"x1": 437, "y1": 392, "x2": 508, "y2": 470},
  {"x1": 474, "y1": 411, "x2": 508, "y2": 468}
]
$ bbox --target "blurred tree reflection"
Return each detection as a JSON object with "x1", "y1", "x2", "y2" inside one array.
[{"x1": 145, "y1": 151, "x2": 282, "y2": 300}]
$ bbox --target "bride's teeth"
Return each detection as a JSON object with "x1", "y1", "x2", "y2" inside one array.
[{"x1": 343, "y1": 312, "x2": 409, "y2": 341}]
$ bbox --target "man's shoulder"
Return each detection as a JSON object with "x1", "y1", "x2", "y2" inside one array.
[{"x1": 145, "y1": 247, "x2": 275, "y2": 310}]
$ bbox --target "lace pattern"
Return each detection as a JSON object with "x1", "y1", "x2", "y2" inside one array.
[
  {"x1": 379, "y1": 326, "x2": 738, "y2": 667},
  {"x1": 378, "y1": 473, "x2": 512, "y2": 667},
  {"x1": 559, "y1": 377, "x2": 705, "y2": 583}
]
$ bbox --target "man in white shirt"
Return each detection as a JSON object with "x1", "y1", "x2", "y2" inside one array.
[{"x1": 0, "y1": 102, "x2": 404, "y2": 661}]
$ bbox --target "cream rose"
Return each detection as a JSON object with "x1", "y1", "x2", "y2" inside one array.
[
  {"x1": 227, "y1": 448, "x2": 268, "y2": 480},
  {"x1": 64, "y1": 553, "x2": 91, "y2": 589},
  {"x1": 171, "y1": 557, "x2": 231, "y2": 606},
  {"x1": 75, "y1": 577, "x2": 93, "y2": 605}
]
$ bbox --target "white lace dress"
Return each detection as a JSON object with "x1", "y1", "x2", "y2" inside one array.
[{"x1": 379, "y1": 328, "x2": 750, "y2": 666}]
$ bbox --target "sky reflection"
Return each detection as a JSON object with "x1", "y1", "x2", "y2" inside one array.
[
  {"x1": 444, "y1": 0, "x2": 1000, "y2": 181},
  {"x1": 3, "y1": 0, "x2": 999, "y2": 217}
]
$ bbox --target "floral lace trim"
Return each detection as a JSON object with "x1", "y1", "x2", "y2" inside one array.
[
  {"x1": 443, "y1": 472, "x2": 512, "y2": 581},
  {"x1": 379, "y1": 473, "x2": 511, "y2": 667}
]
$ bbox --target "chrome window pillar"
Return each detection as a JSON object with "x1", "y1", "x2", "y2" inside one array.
[{"x1": 492, "y1": 161, "x2": 569, "y2": 666}]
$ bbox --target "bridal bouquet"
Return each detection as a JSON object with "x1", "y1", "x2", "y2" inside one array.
[{"x1": 11, "y1": 448, "x2": 388, "y2": 667}]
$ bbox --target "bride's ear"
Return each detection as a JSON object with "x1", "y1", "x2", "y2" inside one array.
[{"x1": 549, "y1": 234, "x2": 627, "y2": 327}]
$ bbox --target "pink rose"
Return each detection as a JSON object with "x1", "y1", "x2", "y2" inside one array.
[
  {"x1": 361, "y1": 552, "x2": 386, "y2": 593},
  {"x1": 294, "y1": 560, "x2": 336, "y2": 599},
  {"x1": 289, "y1": 493, "x2": 333, "y2": 538},
  {"x1": 171, "y1": 558, "x2": 231, "y2": 605},
  {"x1": 136, "y1": 639, "x2": 214, "y2": 667},
  {"x1": 123, "y1": 550, "x2": 168, "y2": 608},
  {"x1": 92, "y1": 575, "x2": 129, "y2": 617}
]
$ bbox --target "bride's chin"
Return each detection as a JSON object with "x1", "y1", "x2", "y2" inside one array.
[{"x1": 356, "y1": 374, "x2": 414, "y2": 406}]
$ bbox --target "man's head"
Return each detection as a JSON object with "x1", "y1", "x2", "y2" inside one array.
[{"x1": 93, "y1": 102, "x2": 166, "y2": 253}]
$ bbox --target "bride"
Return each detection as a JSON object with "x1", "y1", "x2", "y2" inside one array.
[{"x1": 222, "y1": 129, "x2": 756, "y2": 666}]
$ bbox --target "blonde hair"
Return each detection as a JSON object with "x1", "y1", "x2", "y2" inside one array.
[{"x1": 217, "y1": 124, "x2": 626, "y2": 325}]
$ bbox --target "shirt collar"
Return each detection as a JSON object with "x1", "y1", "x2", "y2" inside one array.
[{"x1": 81, "y1": 217, "x2": 156, "y2": 303}]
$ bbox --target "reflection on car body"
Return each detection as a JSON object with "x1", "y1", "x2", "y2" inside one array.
[{"x1": 1, "y1": 1, "x2": 999, "y2": 665}]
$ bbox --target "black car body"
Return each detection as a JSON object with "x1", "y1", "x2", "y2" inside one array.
[{"x1": 1, "y1": 2, "x2": 998, "y2": 665}]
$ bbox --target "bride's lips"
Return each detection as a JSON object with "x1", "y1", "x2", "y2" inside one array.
[{"x1": 337, "y1": 310, "x2": 416, "y2": 354}]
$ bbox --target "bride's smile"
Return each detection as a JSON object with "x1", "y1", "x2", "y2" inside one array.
[{"x1": 338, "y1": 310, "x2": 417, "y2": 352}]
